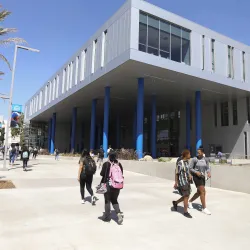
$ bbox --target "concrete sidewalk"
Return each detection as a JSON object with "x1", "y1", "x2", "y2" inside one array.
[{"x1": 0, "y1": 158, "x2": 250, "y2": 250}]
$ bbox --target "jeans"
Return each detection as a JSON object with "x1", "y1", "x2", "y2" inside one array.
[
  {"x1": 23, "y1": 160, "x2": 28, "y2": 169},
  {"x1": 55, "y1": 155, "x2": 59, "y2": 160},
  {"x1": 9, "y1": 154, "x2": 15, "y2": 164},
  {"x1": 80, "y1": 173, "x2": 94, "y2": 199}
]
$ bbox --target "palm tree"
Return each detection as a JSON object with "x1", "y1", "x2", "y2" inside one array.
[{"x1": 0, "y1": 5, "x2": 26, "y2": 74}]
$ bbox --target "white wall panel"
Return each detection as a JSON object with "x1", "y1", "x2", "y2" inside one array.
[
  {"x1": 214, "y1": 40, "x2": 227, "y2": 77},
  {"x1": 245, "y1": 53, "x2": 250, "y2": 84},
  {"x1": 234, "y1": 48, "x2": 241, "y2": 81},
  {"x1": 191, "y1": 32, "x2": 202, "y2": 69}
]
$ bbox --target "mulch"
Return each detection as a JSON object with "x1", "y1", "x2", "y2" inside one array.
[{"x1": 0, "y1": 180, "x2": 16, "y2": 189}]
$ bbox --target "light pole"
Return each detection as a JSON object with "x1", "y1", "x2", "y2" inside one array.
[{"x1": 1, "y1": 45, "x2": 39, "y2": 171}]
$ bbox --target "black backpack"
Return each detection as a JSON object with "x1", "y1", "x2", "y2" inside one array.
[{"x1": 84, "y1": 157, "x2": 97, "y2": 175}]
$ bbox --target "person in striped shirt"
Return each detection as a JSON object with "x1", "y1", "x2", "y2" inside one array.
[{"x1": 172, "y1": 149, "x2": 192, "y2": 218}]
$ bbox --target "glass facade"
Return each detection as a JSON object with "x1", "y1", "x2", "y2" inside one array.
[
  {"x1": 139, "y1": 12, "x2": 191, "y2": 65},
  {"x1": 221, "y1": 102, "x2": 229, "y2": 127}
]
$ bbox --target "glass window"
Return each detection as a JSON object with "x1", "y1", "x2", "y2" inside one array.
[
  {"x1": 182, "y1": 29, "x2": 190, "y2": 65},
  {"x1": 148, "y1": 16, "x2": 159, "y2": 54},
  {"x1": 211, "y1": 39, "x2": 215, "y2": 72},
  {"x1": 160, "y1": 21, "x2": 170, "y2": 59},
  {"x1": 221, "y1": 102, "x2": 229, "y2": 126},
  {"x1": 171, "y1": 25, "x2": 181, "y2": 63},
  {"x1": 139, "y1": 12, "x2": 147, "y2": 24},
  {"x1": 247, "y1": 97, "x2": 250, "y2": 124},
  {"x1": 243, "y1": 52, "x2": 246, "y2": 81},
  {"x1": 232, "y1": 101, "x2": 238, "y2": 125}
]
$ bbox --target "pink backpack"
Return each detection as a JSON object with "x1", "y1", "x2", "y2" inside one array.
[{"x1": 109, "y1": 162, "x2": 124, "y2": 189}]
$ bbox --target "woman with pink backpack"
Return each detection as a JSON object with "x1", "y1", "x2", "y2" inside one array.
[{"x1": 99, "y1": 152, "x2": 124, "y2": 225}]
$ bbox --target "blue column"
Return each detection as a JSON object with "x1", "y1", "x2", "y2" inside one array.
[
  {"x1": 90, "y1": 99, "x2": 97, "y2": 150},
  {"x1": 103, "y1": 86, "x2": 110, "y2": 158},
  {"x1": 50, "y1": 113, "x2": 56, "y2": 154},
  {"x1": 195, "y1": 91, "x2": 202, "y2": 151},
  {"x1": 116, "y1": 115, "x2": 120, "y2": 149},
  {"x1": 71, "y1": 107, "x2": 77, "y2": 153},
  {"x1": 48, "y1": 119, "x2": 52, "y2": 152},
  {"x1": 186, "y1": 101, "x2": 191, "y2": 150},
  {"x1": 151, "y1": 95, "x2": 156, "y2": 158},
  {"x1": 136, "y1": 78, "x2": 144, "y2": 159},
  {"x1": 81, "y1": 122, "x2": 84, "y2": 152},
  {"x1": 133, "y1": 109, "x2": 137, "y2": 148}
]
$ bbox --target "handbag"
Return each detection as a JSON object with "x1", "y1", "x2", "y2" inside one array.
[{"x1": 96, "y1": 164, "x2": 109, "y2": 194}]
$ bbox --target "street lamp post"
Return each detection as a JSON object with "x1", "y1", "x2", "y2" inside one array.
[{"x1": 1, "y1": 45, "x2": 39, "y2": 171}]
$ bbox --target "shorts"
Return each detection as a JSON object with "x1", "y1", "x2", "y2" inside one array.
[
  {"x1": 193, "y1": 175, "x2": 206, "y2": 187},
  {"x1": 178, "y1": 184, "x2": 191, "y2": 197}
]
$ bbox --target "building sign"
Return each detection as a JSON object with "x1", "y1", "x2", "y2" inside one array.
[{"x1": 11, "y1": 104, "x2": 22, "y2": 128}]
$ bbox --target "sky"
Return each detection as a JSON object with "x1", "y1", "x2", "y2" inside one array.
[{"x1": 0, "y1": 0, "x2": 250, "y2": 118}]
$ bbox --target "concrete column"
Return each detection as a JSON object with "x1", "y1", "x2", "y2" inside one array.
[
  {"x1": 136, "y1": 78, "x2": 144, "y2": 159},
  {"x1": 186, "y1": 101, "x2": 191, "y2": 150},
  {"x1": 151, "y1": 95, "x2": 156, "y2": 158},
  {"x1": 50, "y1": 113, "x2": 56, "y2": 154},
  {"x1": 70, "y1": 107, "x2": 77, "y2": 153},
  {"x1": 48, "y1": 118, "x2": 52, "y2": 152},
  {"x1": 116, "y1": 115, "x2": 120, "y2": 149},
  {"x1": 103, "y1": 87, "x2": 110, "y2": 158},
  {"x1": 90, "y1": 99, "x2": 97, "y2": 150},
  {"x1": 195, "y1": 91, "x2": 202, "y2": 151}
]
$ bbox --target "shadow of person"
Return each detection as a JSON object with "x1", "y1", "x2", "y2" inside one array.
[
  {"x1": 170, "y1": 206, "x2": 185, "y2": 215},
  {"x1": 192, "y1": 203, "x2": 203, "y2": 211}
]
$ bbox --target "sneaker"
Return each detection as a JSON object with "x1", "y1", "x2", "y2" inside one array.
[
  {"x1": 202, "y1": 208, "x2": 211, "y2": 215},
  {"x1": 117, "y1": 213, "x2": 123, "y2": 225},
  {"x1": 172, "y1": 201, "x2": 178, "y2": 211},
  {"x1": 99, "y1": 213, "x2": 111, "y2": 222},
  {"x1": 92, "y1": 196, "x2": 96, "y2": 206},
  {"x1": 188, "y1": 202, "x2": 194, "y2": 209},
  {"x1": 81, "y1": 200, "x2": 85, "y2": 204},
  {"x1": 184, "y1": 212, "x2": 192, "y2": 218}
]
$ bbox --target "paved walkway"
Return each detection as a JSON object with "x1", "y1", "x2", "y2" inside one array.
[{"x1": 0, "y1": 157, "x2": 250, "y2": 250}]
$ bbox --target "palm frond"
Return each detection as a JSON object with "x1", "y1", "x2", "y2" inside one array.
[
  {"x1": 0, "y1": 37, "x2": 27, "y2": 46},
  {"x1": 0, "y1": 54, "x2": 11, "y2": 70},
  {"x1": 0, "y1": 9, "x2": 11, "y2": 22},
  {"x1": 0, "y1": 28, "x2": 17, "y2": 36}
]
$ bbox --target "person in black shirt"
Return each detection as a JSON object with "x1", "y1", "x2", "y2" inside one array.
[
  {"x1": 21, "y1": 146, "x2": 30, "y2": 171},
  {"x1": 97, "y1": 145, "x2": 104, "y2": 169},
  {"x1": 99, "y1": 152, "x2": 124, "y2": 224}
]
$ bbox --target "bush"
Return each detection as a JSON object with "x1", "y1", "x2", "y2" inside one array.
[{"x1": 116, "y1": 149, "x2": 138, "y2": 160}]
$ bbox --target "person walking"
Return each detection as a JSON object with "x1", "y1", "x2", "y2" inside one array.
[
  {"x1": 54, "y1": 148, "x2": 60, "y2": 160},
  {"x1": 33, "y1": 147, "x2": 38, "y2": 159},
  {"x1": 97, "y1": 145, "x2": 104, "y2": 169},
  {"x1": 21, "y1": 146, "x2": 30, "y2": 171},
  {"x1": 78, "y1": 149, "x2": 97, "y2": 205},
  {"x1": 107, "y1": 145, "x2": 113, "y2": 156},
  {"x1": 9, "y1": 145, "x2": 16, "y2": 167},
  {"x1": 99, "y1": 152, "x2": 124, "y2": 225},
  {"x1": 172, "y1": 149, "x2": 193, "y2": 218},
  {"x1": 188, "y1": 148, "x2": 211, "y2": 215}
]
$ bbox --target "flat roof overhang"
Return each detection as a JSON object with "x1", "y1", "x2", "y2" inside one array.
[{"x1": 31, "y1": 55, "x2": 250, "y2": 124}]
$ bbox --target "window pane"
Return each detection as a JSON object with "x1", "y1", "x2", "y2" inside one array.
[
  {"x1": 139, "y1": 44, "x2": 146, "y2": 52},
  {"x1": 182, "y1": 29, "x2": 190, "y2": 40},
  {"x1": 171, "y1": 24, "x2": 181, "y2": 37},
  {"x1": 148, "y1": 16, "x2": 159, "y2": 29},
  {"x1": 232, "y1": 101, "x2": 238, "y2": 125},
  {"x1": 148, "y1": 46, "x2": 158, "y2": 56},
  {"x1": 148, "y1": 16, "x2": 159, "y2": 49},
  {"x1": 182, "y1": 38, "x2": 190, "y2": 65},
  {"x1": 139, "y1": 23, "x2": 147, "y2": 45},
  {"x1": 160, "y1": 30, "x2": 170, "y2": 52},
  {"x1": 140, "y1": 12, "x2": 147, "y2": 25},
  {"x1": 160, "y1": 20, "x2": 170, "y2": 32},
  {"x1": 171, "y1": 26, "x2": 181, "y2": 62},
  {"x1": 221, "y1": 102, "x2": 229, "y2": 126},
  {"x1": 160, "y1": 50, "x2": 170, "y2": 59}
]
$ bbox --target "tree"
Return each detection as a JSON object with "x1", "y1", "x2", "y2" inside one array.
[{"x1": 0, "y1": 5, "x2": 26, "y2": 75}]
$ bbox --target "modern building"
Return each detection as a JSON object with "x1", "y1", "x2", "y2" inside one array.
[{"x1": 25, "y1": 0, "x2": 250, "y2": 158}]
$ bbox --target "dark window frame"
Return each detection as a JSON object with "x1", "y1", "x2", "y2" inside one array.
[
  {"x1": 221, "y1": 102, "x2": 229, "y2": 127},
  {"x1": 232, "y1": 100, "x2": 238, "y2": 126}
]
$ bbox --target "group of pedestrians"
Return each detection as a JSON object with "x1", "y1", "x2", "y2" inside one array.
[
  {"x1": 77, "y1": 148, "x2": 124, "y2": 225},
  {"x1": 173, "y1": 148, "x2": 211, "y2": 218}
]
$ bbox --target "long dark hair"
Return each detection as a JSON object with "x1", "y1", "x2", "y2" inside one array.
[
  {"x1": 109, "y1": 152, "x2": 118, "y2": 163},
  {"x1": 81, "y1": 149, "x2": 90, "y2": 158}
]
